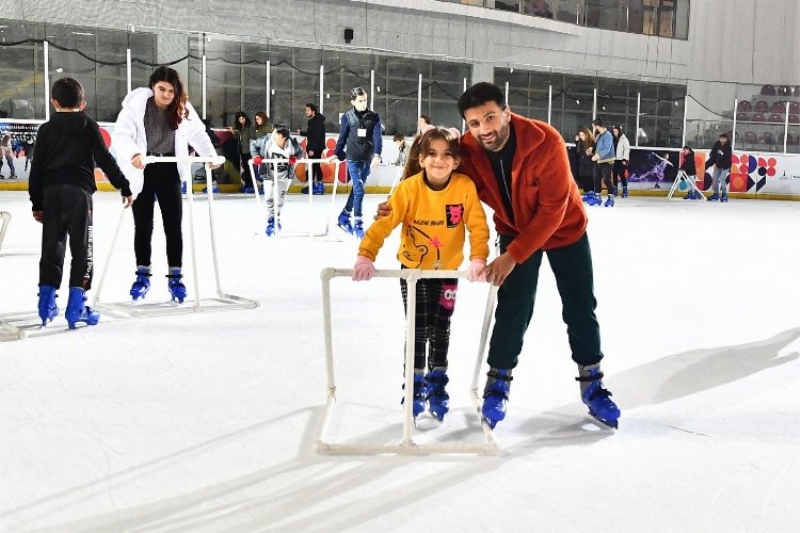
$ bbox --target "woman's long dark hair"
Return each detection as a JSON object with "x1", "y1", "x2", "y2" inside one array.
[
  {"x1": 234, "y1": 111, "x2": 251, "y2": 130},
  {"x1": 148, "y1": 66, "x2": 188, "y2": 130}
]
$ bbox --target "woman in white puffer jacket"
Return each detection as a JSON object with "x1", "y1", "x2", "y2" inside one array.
[
  {"x1": 612, "y1": 125, "x2": 631, "y2": 197},
  {"x1": 112, "y1": 65, "x2": 218, "y2": 303}
]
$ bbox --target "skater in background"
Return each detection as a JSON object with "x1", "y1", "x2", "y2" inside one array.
[
  {"x1": 0, "y1": 134, "x2": 15, "y2": 178},
  {"x1": 591, "y1": 119, "x2": 616, "y2": 206},
  {"x1": 707, "y1": 133, "x2": 732, "y2": 201},
  {"x1": 113, "y1": 65, "x2": 218, "y2": 304},
  {"x1": 250, "y1": 125, "x2": 305, "y2": 236},
  {"x1": 391, "y1": 133, "x2": 408, "y2": 169},
  {"x1": 353, "y1": 127, "x2": 490, "y2": 421},
  {"x1": 29, "y1": 77, "x2": 133, "y2": 329},
  {"x1": 611, "y1": 125, "x2": 630, "y2": 197},
  {"x1": 680, "y1": 145, "x2": 699, "y2": 200},
  {"x1": 297, "y1": 103, "x2": 326, "y2": 195},
  {"x1": 231, "y1": 111, "x2": 253, "y2": 192},
  {"x1": 417, "y1": 114, "x2": 432, "y2": 134},
  {"x1": 379, "y1": 83, "x2": 620, "y2": 429},
  {"x1": 575, "y1": 128, "x2": 595, "y2": 194},
  {"x1": 332, "y1": 87, "x2": 383, "y2": 239}
]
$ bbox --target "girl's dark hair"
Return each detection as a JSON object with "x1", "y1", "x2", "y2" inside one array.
[
  {"x1": 148, "y1": 66, "x2": 188, "y2": 130},
  {"x1": 578, "y1": 127, "x2": 595, "y2": 148},
  {"x1": 402, "y1": 127, "x2": 460, "y2": 180},
  {"x1": 306, "y1": 103, "x2": 318, "y2": 113},
  {"x1": 234, "y1": 111, "x2": 251, "y2": 130},
  {"x1": 255, "y1": 111, "x2": 269, "y2": 126},
  {"x1": 393, "y1": 133, "x2": 405, "y2": 142}
]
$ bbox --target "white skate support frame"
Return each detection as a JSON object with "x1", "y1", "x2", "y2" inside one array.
[
  {"x1": 249, "y1": 158, "x2": 346, "y2": 239},
  {"x1": 316, "y1": 268, "x2": 500, "y2": 455},
  {"x1": 0, "y1": 211, "x2": 10, "y2": 254},
  {"x1": 92, "y1": 155, "x2": 259, "y2": 318}
]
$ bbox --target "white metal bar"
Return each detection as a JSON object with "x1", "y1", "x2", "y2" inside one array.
[
  {"x1": 126, "y1": 49, "x2": 132, "y2": 95},
  {"x1": 44, "y1": 41, "x2": 50, "y2": 122},
  {"x1": 681, "y1": 95, "x2": 688, "y2": 147},
  {"x1": 319, "y1": 64, "x2": 324, "y2": 114},
  {"x1": 635, "y1": 91, "x2": 641, "y2": 147},
  {"x1": 90, "y1": 205, "x2": 127, "y2": 305},
  {"x1": 370, "y1": 69, "x2": 375, "y2": 110},
  {"x1": 0, "y1": 211, "x2": 11, "y2": 255},
  {"x1": 784, "y1": 101, "x2": 790, "y2": 154},
  {"x1": 202, "y1": 54, "x2": 207, "y2": 120},
  {"x1": 592, "y1": 86, "x2": 597, "y2": 119},
  {"x1": 418, "y1": 74, "x2": 423, "y2": 122},
  {"x1": 316, "y1": 267, "x2": 498, "y2": 455},
  {"x1": 266, "y1": 61, "x2": 271, "y2": 119},
  {"x1": 731, "y1": 98, "x2": 738, "y2": 151},
  {"x1": 547, "y1": 84, "x2": 553, "y2": 125}
]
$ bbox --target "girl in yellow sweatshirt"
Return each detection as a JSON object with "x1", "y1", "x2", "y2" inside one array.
[{"x1": 352, "y1": 127, "x2": 490, "y2": 421}]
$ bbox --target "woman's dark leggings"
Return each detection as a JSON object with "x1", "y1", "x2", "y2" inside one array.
[{"x1": 132, "y1": 162, "x2": 183, "y2": 268}]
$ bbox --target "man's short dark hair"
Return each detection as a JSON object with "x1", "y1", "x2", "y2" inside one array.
[
  {"x1": 350, "y1": 87, "x2": 367, "y2": 100},
  {"x1": 419, "y1": 114, "x2": 432, "y2": 125},
  {"x1": 274, "y1": 125, "x2": 291, "y2": 138},
  {"x1": 457, "y1": 82, "x2": 506, "y2": 119},
  {"x1": 592, "y1": 118, "x2": 604, "y2": 127},
  {"x1": 306, "y1": 103, "x2": 318, "y2": 113},
  {"x1": 51, "y1": 78, "x2": 84, "y2": 109},
  {"x1": 719, "y1": 133, "x2": 730, "y2": 140}
]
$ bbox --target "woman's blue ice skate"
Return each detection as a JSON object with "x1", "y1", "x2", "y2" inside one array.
[
  {"x1": 130, "y1": 267, "x2": 151, "y2": 301},
  {"x1": 577, "y1": 364, "x2": 620, "y2": 429},
  {"x1": 401, "y1": 373, "x2": 428, "y2": 418},
  {"x1": 167, "y1": 268, "x2": 187, "y2": 303}
]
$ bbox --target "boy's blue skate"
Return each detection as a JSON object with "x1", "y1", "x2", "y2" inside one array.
[
  {"x1": 577, "y1": 364, "x2": 620, "y2": 429},
  {"x1": 481, "y1": 368, "x2": 512, "y2": 429},
  {"x1": 402, "y1": 372, "x2": 428, "y2": 418},
  {"x1": 167, "y1": 268, "x2": 187, "y2": 303},
  {"x1": 130, "y1": 266, "x2": 151, "y2": 301},
  {"x1": 425, "y1": 368, "x2": 450, "y2": 421},
  {"x1": 683, "y1": 189, "x2": 698, "y2": 200},
  {"x1": 621, "y1": 186, "x2": 628, "y2": 198},
  {"x1": 265, "y1": 216, "x2": 282, "y2": 237},
  {"x1": 337, "y1": 212, "x2": 353, "y2": 235},
  {"x1": 581, "y1": 191, "x2": 598, "y2": 204},
  {"x1": 586, "y1": 193, "x2": 603, "y2": 207},
  {"x1": 353, "y1": 218, "x2": 365, "y2": 240},
  {"x1": 65, "y1": 287, "x2": 100, "y2": 330},
  {"x1": 604, "y1": 195, "x2": 615, "y2": 207},
  {"x1": 37, "y1": 285, "x2": 59, "y2": 325}
]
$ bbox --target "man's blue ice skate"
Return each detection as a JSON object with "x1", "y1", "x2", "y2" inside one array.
[
  {"x1": 621, "y1": 186, "x2": 628, "y2": 198},
  {"x1": 720, "y1": 192, "x2": 729, "y2": 203},
  {"x1": 130, "y1": 267, "x2": 151, "y2": 301},
  {"x1": 683, "y1": 189, "x2": 697, "y2": 200},
  {"x1": 481, "y1": 368, "x2": 512, "y2": 429},
  {"x1": 37, "y1": 285, "x2": 59, "y2": 325},
  {"x1": 337, "y1": 212, "x2": 353, "y2": 235},
  {"x1": 352, "y1": 219, "x2": 365, "y2": 240},
  {"x1": 581, "y1": 191, "x2": 597, "y2": 204},
  {"x1": 586, "y1": 193, "x2": 603, "y2": 207},
  {"x1": 425, "y1": 369, "x2": 450, "y2": 421},
  {"x1": 604, "y1": 195, "x2": 615, "y2": 207},
  {"x1": 577, "y1": 364, "x2": 620, "y2": 429},
  {"x1": 401, "y1": 372, "x2": 428, "y2": 418},
  {"x1": 167, "y1": 268, "x2": 187, "y2": 303},
  {"x1": 65, "y1": 287, "x2": 100, "y2": 330},
  {"x1": 707, "y1": 193, "x2": 720, "y2": 201}
]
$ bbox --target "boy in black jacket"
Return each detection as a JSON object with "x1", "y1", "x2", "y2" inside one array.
[
  {"x1": 29, "y1": 78, "x2": 133, "y2": 329},
  {"x1": 708, "y1": 133, "x2": 732, "y2": 202}
]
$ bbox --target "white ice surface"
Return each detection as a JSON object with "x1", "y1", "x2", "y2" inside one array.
[{"x1": 1, "y1": 190, "x2": 799, "y2": 532}]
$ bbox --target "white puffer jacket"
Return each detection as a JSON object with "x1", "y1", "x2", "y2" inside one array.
[{"x1": 112, "y1": 87, "x2": 216, "y2": 198}]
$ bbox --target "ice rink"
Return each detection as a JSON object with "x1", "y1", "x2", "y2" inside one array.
[{"x1": 1, "y1": 188, "x2": 799, "y2": 532}]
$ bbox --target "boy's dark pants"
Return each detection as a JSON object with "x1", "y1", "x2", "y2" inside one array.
[
  {"x1": 487, "y1": 232, "x2": 603, "y2": 370},
  {"x1": 39, "y1": 184, "x2": 94, "y2": 289},
  {"x1": 132, "y1": 162, "x2": 183, "y2": 268}
]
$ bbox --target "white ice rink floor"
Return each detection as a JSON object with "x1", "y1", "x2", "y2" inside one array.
[{"x1": 1, "y1": 189, "x2": 799, "y2": 532}]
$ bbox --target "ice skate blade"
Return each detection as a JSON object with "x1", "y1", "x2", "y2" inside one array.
[{"x1": 588, "y1": 410, "x2": 619, "y2": 429}]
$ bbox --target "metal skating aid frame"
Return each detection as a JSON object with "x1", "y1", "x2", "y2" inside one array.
[
  {"x1": 0, "y1": 211, "x2": 10, "y2": 255},
  {"x1": 249, "y1": 158, "x2": 346, "y2": 239},
  {"x1": 668, "y1": 169, "x2": 706, "y2": 201},
  {"x1": 92, "y1": 156, "x2": 259, "y2": 318},
  {"x1": 316, "y1": 268, "x2": 499, "y2": 455}
]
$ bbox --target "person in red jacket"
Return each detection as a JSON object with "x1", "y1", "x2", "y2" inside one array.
[{"x1": 457, "y1": 82, "x2": 619, "y2": 429}]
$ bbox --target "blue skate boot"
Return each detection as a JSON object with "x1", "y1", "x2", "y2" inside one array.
[
  {"x1": 587, "y1": 193, "x2": 603, "y2": 207},
  {"x1": 337, "y1": 211, "x2": 353, "y2": 235},
  {"x1": 266, "y1": 216, "x2": 276, "y2": 237},
  {"x1": 604, "y1": 195, "x2": 615, "y2": 207},
  {"x1": 581, "y1": 191, "x2": 597, "y2": 204},
  {"x1": 312, "y1": 181, "x2": 325, "y2": 195},
  {"x1": 167, "y1": 267, "x2": 187, "y2": 303},
  {"x1": 707, "y1": 193, "x2": 719, "y2": 201},
  {"x1": 401, "y1": 371, "x2": 428, "y2": 418},
  {"x1": 611, "y1": 186, "x2": 618, "y2": 197},
  {"x1": 481, "y1": 368, "x2": 513, "y2": 429},
  {"x1": 130, "y1": 266, "x2": 151, "y2": 301},
  {"x1": 37, "y1": 285, "x2": 59, "y2": 325},
  {"x1": 353, "y1": 218, "x2": 365, "y2": 240},
  {"x1": 577, "y1": 363, "x2": 620, "y2": 429},
  {"x1": 425, "y1": 368, "x2": 450, "y2": 421},
  {"x1": 720, "y1": 192, "x2": 729, "y2": 203},
  {"x1": 65, "y1": 287, "x2": 100, "y2": 330},
  {"x1": 683, "y1": 189, "x2": 696, "y2": 200},
  {"x1": 621, "y1": 186, "x2": 628, "y2": 198}
]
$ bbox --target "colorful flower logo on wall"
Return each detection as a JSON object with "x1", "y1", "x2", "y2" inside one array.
[{"x1": 728, "y1": 154, "x2": 777, "y2": 192}]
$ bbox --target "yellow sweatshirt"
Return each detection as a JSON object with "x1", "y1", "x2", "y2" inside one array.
[{"x1": 359, "y1": 171, "x2": 490, "y2": 270}]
